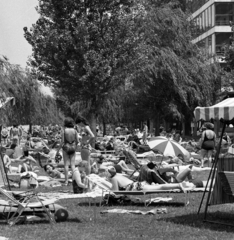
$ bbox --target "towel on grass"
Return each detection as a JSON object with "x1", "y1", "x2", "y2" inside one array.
[{"x1": 100, "y1": 208, "x2": 167, "y2": 215}]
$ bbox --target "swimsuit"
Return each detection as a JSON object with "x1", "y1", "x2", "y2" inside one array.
[
  {"x1": 202, "y1": 131, "x2": 215, "y2": 150},
  {"x1": 62, "y1": 129, "x2": 77, "y2": 155}
]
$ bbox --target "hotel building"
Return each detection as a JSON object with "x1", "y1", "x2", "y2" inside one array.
[{"x1": 187, "y1": 0, "x2": 234, "y2": 63}]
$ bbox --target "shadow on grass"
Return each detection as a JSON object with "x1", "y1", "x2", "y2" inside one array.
[
  {"x1": 78, "y1": 201, "x2": 185, "y2": 207},
  {"x1": 0, "y1": 217, "x2": 83, "y2": 226},
  {"x1": 158, "y1": 211, "x2": 234, "y2": 233}
]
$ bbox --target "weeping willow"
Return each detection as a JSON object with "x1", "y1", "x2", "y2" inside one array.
[{"x1": 0, "y1": 55, "x2": 63, "y2": 126}]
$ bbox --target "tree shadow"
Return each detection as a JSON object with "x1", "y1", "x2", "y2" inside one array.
[{"x1": 157, "y1": 211, "x2": 234, "y2": 233}]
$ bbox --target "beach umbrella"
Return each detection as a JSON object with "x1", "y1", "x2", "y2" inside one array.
[
  {"x1": 148, "y1": 136, "x2": 168, "y2": 142},
  {"x1": 147, "y1": 138, "x2": 190, "y2": 160}
]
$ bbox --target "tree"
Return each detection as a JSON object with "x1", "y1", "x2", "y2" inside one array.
[
  {"x1": 24, "y1": 0, "x2": 141, "y2": 133},
  {"x1": 130, "y1": 0, "x2": 222, "y2": 135},
  {"x1": 0, "y1": 55, "x2": 62, "y2": 126}
]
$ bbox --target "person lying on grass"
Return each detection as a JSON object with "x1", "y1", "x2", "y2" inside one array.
[
  {"x1": 106, "y1": 166, "x2": 195, "y2": 192},
  {"x1": 44, "y1": 164, "x2": 72, "y2": 179},
  {"x1": 43, "y1": 164, "x2": 88, "y2": 192}
]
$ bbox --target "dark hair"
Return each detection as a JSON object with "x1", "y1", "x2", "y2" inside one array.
[
  {"x1": 64, "y1": 117, "x2": 75, "y2": 128},
  {"x1": 44, "y1": 164, "x2": 54, "y2": 172},
  {"x1": 75, "y1": 115, "x2": 89, "y2": 126},
  {"x1": 10, "y1": 144, "x2": 17, "y2": 150},
  {"x1": 0, "y1": 147, "x2": 6, "y2": 153},
  {"x1": 147, "y1": 162, "x2": 157, "y2": 169}
]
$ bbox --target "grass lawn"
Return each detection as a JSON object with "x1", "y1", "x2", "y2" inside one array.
[
  {"x1": 1, "y1": 188, "x2": 234, "y2": 240},
  {"x1": 1, "y1": 162, "x2": 234, "y2": 239}
]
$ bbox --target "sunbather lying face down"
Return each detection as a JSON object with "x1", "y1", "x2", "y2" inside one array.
[{"x1": 107, "y1": 167, "x2": 195, "y2": 192}]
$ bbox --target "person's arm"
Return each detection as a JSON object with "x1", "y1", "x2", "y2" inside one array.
[
  {"x1": 56, "y1": 130, "x2": 64, "y2": 155},
  {"x1": 75, "y1": 130, "x2": 80, "y2": 145},
  {"x1": 22, "y1": 163, "x2": 28, "y2": 172},
  {"x1": 3, "y1": 155, "x2": 11, "y2": 168},
  {"x1": 85, "y1": 125, "x2": 95, "y2": 144},
  {"x1": 200, "y1": 131, "x2": 205, "y2": 146},
  {"x1": 110, "y1": 177, "x2": 119, "y2": 191}
]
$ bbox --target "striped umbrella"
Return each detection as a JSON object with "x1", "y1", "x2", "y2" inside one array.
[
  {"x1": 147, "y1": 138, "x2": 190, "y2": 160},
  {"x1": 194, "y1": 98, "x2": 234, "y2": 121}
]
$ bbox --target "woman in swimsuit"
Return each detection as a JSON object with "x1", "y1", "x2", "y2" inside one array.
[
  {"x1": 57, "y1": 117, "x2": 79, "y2": 185},
  {"x1": 1, "y1": 126, "x2": 9, "y2": 145},
  {"x1": 75, "y1": 115, "x2": 95, "y2": 175},
  {"x1": 10, "y1": 124, "x2": 20, "y2": 145},
  {"x1": 200, "y1": 123, "x2": 216, "y2": 168}
]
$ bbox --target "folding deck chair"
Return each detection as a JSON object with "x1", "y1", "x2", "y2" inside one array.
[
  {"x1": 122, "y1": 149, "x2": 143, "y2": 178},
  {"x1": 0, "y1": 187, "x2": 57, "y2": 225}
]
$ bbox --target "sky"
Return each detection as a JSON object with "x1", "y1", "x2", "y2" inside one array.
[
  {"x1": 0, "y1": 0, "x2": 53, "y2": 96},
  {"x1": 0, "y1": 0, "x2": 39, "y2": 68}
]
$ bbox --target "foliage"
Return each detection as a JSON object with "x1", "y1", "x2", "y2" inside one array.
[
  {"x1": 0, "y1": 55, "x2": 62, "y2": 126},
  {"x1": 129, "y1": 0, "x2": 222, "y2": 126},
  {"x1": 24, "y1": 0, "x2": 141, "y2": 129}
]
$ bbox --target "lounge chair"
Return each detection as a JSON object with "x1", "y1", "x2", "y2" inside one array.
[
  {"x1": 122, "y1": 149, "x2": 143, "y2": 178},
  {"x1": 0, "y1": 188, "x2": 57, "y2": 225},
  {"x1": 86, "y1": 174, "x2": 210, "y2": 207}
]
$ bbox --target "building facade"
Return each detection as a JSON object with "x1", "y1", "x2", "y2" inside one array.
[{"x1": 188, "y1": 0, "x2": 234, "y2": 63}]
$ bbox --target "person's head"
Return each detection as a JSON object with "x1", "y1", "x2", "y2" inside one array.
[
  {"x1": 0, "y1": 147, "x2": 6, "y2": 155},
  {"x1": 177, "y1": 154, "x2": 184, "y2": 161},
  {"x1": 203, "y1": 122, "x2": 214, "y2": 130},
  {"x1": 10, "y1": 143, "x2": 17, "y2": 150},
  {"x1": 147, "y1": 162, "x2": 157, "y2": 170},
  {"x1": 64, "y1": 117, "x2": 75, "y2": 128},
  {"x1": 108, "y1": 166, "x2": 116, "y2": 178},
  {"x1": 44, "y1": 164, "x2": 54, "y2": 173},
  {"x1": 75, "y1": 115, "x2": 89, "y2": 126}
]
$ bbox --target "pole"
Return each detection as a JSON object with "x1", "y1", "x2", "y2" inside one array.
[{"x1": 197, "y1": 122, "x2": 226, "y2": 219}]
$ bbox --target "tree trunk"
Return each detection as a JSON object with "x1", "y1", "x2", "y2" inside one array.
[
  {"x1": 154, "y1": 111, "x2": 160, "y2": 136},
  {"x1": 88, "y1": 112, "x2": 96, "y2": 147},
  {"x1": 103, "y1": 120, "x2": 106, "y2": 136}
]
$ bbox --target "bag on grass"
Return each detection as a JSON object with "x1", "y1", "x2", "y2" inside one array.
[{"x1": 101, "y1": 194, "x2": 132, "y2": 206}]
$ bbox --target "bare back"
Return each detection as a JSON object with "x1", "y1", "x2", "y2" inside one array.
[{"x1": 63, "y1": 128, "x2": 78, "y2": 144}]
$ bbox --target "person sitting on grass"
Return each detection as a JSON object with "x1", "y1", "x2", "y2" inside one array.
[
  {"x1": 18, "y1": 155, "x2": 38, "y2": 173},
  {"x1": 1, "y1": 146, "x2": 21, "y2": 173}
]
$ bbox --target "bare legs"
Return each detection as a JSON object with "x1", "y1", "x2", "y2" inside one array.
[
  {"x1": 117, "y1": 160, "x2": 134, "y2": 174},
  {"x1": 81, "y1": 148, "x2": 91, "y2": 175},
  {"x1": 63, "y1": 151, "x2": 76, "y2": 184},
  {"x1": 200, "y1": 150, "x2": 213, "y2": 168}
]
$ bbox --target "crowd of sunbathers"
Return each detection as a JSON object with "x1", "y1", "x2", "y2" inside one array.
[{"x1": 0, "y1": 119, "x2": 217, "y2": 194}]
